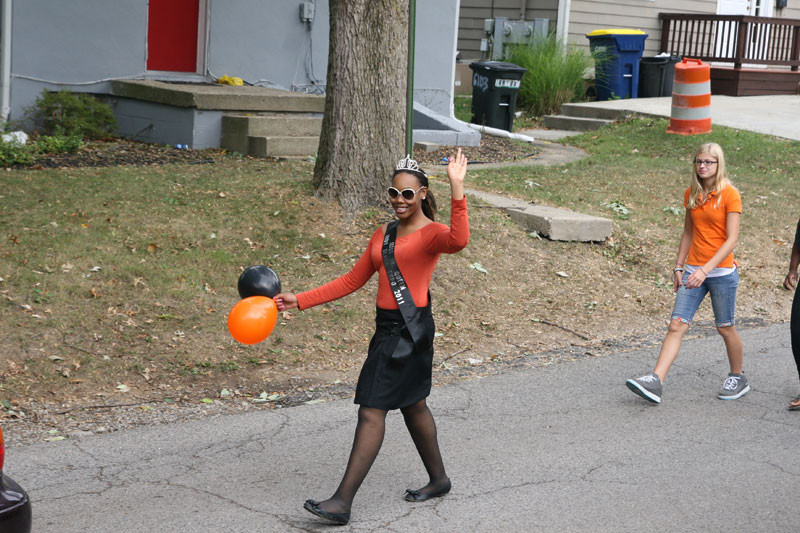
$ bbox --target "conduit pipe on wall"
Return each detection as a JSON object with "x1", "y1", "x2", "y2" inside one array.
[
  {"x1": 556, "y1": 0, "x2": 571, "y2": 44},
  {"x1": 0, "y1": 0, "x2": 11, "y2": 123}
]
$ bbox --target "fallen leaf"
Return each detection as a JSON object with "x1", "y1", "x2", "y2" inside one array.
[
  {"x1": 556, "y1": 271, "x2": 569, "y2": 278},
  {"x1": 146, "y1": 243, "x2": 158, "y2": 254},
  {"x1": 201, "y1": 398, "x2": 213, "y2": 404},
  {"x1": 116, "y1": 384, "x2": 130, "y2": 393},
  {"x1": 469, "y1": 262, "x2": 488, "y2": 274}
]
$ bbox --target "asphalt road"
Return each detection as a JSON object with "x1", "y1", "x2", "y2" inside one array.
[{"x1": 11, "y1": 323, "x2": 800, "y2": 532}]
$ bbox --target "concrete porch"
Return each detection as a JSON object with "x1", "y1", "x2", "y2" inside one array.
[{"x1": 108, "y1": 80, "x2": 479, "y2": 157}]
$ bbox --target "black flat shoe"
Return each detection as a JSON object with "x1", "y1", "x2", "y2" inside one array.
[
  {"x1": 303, "y1": 499, "x2": 350, "y2": 525},
  {"x1": 404, "y1": 481, "x2": 451, "y2": 502}
]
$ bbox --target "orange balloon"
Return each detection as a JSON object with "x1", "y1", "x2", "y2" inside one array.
[{"x1": 227, "y1": 296, "x2": 278, "y2": 345}]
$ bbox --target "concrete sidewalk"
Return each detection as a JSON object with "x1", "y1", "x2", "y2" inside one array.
[
  {"x1": 566, "y1": 94, "x2": 800, "y2": 141},
  {"x1": 14, "y1": 323, "x2": 800, "y2": 532}
]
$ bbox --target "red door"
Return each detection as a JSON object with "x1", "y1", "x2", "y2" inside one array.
[{"x1": 147, "y1": 0, "x2": 200, "y2": 72}]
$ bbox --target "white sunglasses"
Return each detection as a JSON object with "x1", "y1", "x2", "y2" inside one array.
[{"x1": 387, "y1": 186, "x2": 426, "y2": 201}]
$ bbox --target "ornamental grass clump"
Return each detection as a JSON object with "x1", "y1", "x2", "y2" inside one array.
[{"x1": 508, "y1": 36, "x2": 591, "y2": 117}]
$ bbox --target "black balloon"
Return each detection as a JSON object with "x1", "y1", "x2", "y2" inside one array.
[{"x1": 238, "y1": 265, "x2": 282, "y2": 299}]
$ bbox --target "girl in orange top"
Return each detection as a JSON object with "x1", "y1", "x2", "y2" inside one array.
[
  {"x1": 275, "y1": 149, "x2": 469, "y2": 526},
  {"x1": 627, "y1": 142, "x2": 747, "y2": 404}
]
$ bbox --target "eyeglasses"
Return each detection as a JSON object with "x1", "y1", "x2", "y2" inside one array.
[
  {"x1": 387, "y1": 186, "x2": 426, "y2": 201},
  {"x1": 694, "y1": 159, "x2": 718, "y2": 166}
]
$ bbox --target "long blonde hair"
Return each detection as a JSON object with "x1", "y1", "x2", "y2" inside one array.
[{"x1": 686, "y1": 142, "x2": 730, "y2": 209}]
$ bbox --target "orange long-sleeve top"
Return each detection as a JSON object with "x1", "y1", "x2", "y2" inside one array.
[{"x1": 296, "y1": 197, "x2": 469, "y2": 310}]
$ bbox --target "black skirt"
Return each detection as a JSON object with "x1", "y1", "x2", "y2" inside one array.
[{"x1": 354, "y1": 306, "x2": 435, "y2": 410}]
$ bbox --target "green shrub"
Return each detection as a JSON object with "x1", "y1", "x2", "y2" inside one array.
[
  {"x1": 0, "y1": 140, "x2": 33, "y2": 166},
  {"x1": 508, "y1": 36, "x2": 592, "y2": 117},
  {"x1": 25, "y1": 89, "x2": 116, "y2": 139},
  {"x1": 34, "y1": 134, "x2": 83, "y2": 155}
]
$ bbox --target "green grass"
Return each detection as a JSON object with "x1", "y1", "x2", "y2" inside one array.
[{"x1": 454, "y1": 95, "x2": 472, "y2": 123}]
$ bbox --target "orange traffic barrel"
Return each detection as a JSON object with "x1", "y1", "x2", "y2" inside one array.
[{"x1": 666, "y1": 58, "x2": 711, "y2": 135}]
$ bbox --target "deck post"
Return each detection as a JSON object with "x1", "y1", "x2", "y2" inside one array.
[{"x1": 734, "y1": 18, "x2": 747, "y2": 69}]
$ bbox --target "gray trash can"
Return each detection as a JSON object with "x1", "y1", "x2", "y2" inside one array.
[{"x1": 639, "y1": 55, "x2": 681, "y2": 97}]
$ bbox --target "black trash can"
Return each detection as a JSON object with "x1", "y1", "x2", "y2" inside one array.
[
  {"x1": 469, "y1": 61, "x2": 528, "y2": 132},
  {"x1": 639, "y1": 55, "x2": 681, "y2": 97}
]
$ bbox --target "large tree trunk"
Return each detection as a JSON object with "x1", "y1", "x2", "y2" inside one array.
[{"x1": 313, "y1": 0, "x2": 409, "y2": 214}]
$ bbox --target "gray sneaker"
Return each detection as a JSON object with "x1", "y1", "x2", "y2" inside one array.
[
  {"x1": 626, "y1": 373, "x2": 662, "y2": 404},
  {"x1": 718, "y1": 372, "x2": 750, "y2": 400}
]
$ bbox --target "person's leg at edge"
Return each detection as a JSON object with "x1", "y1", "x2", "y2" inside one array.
[
  {"x1": 717, "y1": 324, "x2": 743, "y2": 374},
  {"x1": 708, "y1": 270, "x2": 743, "y2": 375},
  {"x1": 313, "y1": 406, "x2": 388, "y2": 514},
  {"x1": 653, "y1": 318, "x2": 691, "y2": 381},
  {"x1": 790, "y1": 287, "x2": 800, "y2": 407},
  {"x1": 400, "y1": 398, "x2": 451, "y2": 497}
]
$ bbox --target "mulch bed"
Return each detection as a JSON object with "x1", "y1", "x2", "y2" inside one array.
[
  {"x1": 25, "y1": 135, "x2": 539, "y2": 169},
  {"x1": 30, "y1": 140, "x2": 225, "y2": 169},
  {"x1": 413, "y1": 135, "x2": 539, "y2": 168}
]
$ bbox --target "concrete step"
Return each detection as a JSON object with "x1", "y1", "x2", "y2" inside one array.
[
  {"x1": 221, "y1": 113, "x2": 323, "y2": 154},
  {"x1": 543, "y1": 114, "x2": 612, "y2": 131},
  {"x1": 559, "y1": 103, "x2": 629, "y2": 121},
  {"x1": 248, "y1": 135, "x2": 319, "y2": 158},
  {"x1": 466, "y1": 189, "x2": 611, "y2": 242},
  {"x1": 111, "y1": 80, "x2": 325, "y2": 112}
]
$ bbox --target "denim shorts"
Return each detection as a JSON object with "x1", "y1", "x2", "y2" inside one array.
[{"x1": 671, "y1": 268, "x2": 739, "y2": 327}]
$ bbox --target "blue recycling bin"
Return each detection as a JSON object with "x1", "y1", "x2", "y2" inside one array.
[{"x1": 586, "y1": 29, "x2": 648, "y2": 101}]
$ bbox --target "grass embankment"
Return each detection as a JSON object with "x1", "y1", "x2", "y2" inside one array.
[{"x1": 0, "y1": 118, "x2": 797, "y2": 411}]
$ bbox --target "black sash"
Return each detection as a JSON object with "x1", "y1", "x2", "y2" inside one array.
[{"x1": 382, "y1": 221, "x2": 432, "y2": 359}]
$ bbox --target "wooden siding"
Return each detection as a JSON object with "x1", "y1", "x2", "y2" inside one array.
[
  {"x1": 458, "y1": 0, "x2": 558, "y2": 59},
  {"x1": 568, "y1": 0, "x2": 717, "y2": 55},
  {"x1": 457, "y1": 0, "x2": 800, "y2": 61}
]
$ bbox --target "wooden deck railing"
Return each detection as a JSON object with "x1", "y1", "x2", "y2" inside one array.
[{"x1": 658, "y1": 13, "x2": 800, "y2": 70}]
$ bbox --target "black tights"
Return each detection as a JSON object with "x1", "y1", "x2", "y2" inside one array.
[
  {"x1": 792, "y1": 286, "x2": 800, "y2": 382},
  {"x1": 314, "y1": 398, "x2": 449, "y2": 514}
]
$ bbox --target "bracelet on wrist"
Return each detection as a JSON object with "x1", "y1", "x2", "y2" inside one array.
[{"x1": 673, "y1": 267, "x2": 683, "y2": 272}]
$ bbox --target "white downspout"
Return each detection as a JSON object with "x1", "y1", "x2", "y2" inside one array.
[
  {"x1": 556, "y1": 0, "x2": 571, "y2": 44},
  {"x1": 0, "y1": 0, "x2": 11, "y2": 123}
]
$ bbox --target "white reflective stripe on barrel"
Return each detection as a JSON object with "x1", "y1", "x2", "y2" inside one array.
[
  {"x1": 672, "y1": 80, "x2": 711, "y2": 96},
  {"x1": 670, "y1": 106, "x2": 712, "y2": 120}
]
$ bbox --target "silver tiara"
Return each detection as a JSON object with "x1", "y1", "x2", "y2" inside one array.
[{"x1": 395, "y1": 154, "x2": 423, "y2": 174}]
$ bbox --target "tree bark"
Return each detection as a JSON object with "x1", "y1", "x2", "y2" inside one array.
[{"x1": 313, "y1": 0, "x2": 409, "y2": 214}]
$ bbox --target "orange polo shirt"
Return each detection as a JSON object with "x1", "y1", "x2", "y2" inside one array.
[
  {"x1": 296, "y1": 197, "x2": 469, "y2": 310},
  {"x1": 684, "y1": 185, "x2": 742, "y2": 268}
]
